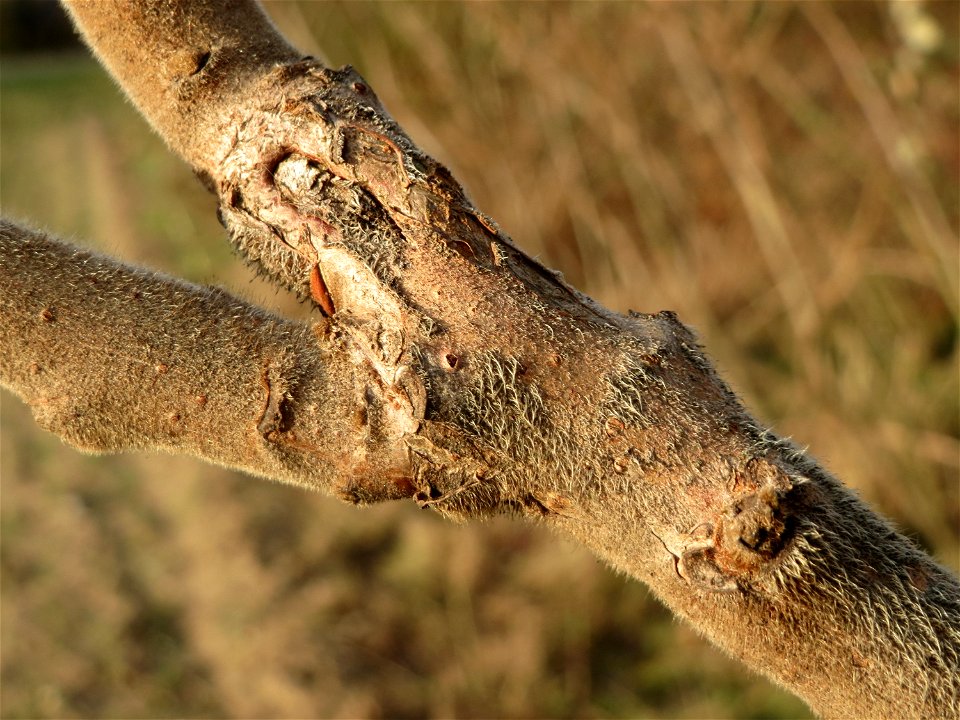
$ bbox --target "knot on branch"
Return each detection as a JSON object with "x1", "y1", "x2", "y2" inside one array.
[{"x1": 678, "y1": 458, "x2": 799, "y2": 592}]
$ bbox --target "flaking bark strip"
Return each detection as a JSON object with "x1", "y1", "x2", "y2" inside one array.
[{"x1": 256, "y1": 355, "x2": 295, "y2": 438}]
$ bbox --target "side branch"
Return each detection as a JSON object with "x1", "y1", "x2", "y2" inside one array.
[
  {"x1": 0, "y1": 220, "x2": 413, "y2": 501},
  {"x1": 62, "y1": 0, "x2": 300, "y2": 171}
]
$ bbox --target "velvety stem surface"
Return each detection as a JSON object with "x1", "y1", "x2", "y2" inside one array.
[{"x1": 0, "y1": 219, "x2": 410, "y2": 500}]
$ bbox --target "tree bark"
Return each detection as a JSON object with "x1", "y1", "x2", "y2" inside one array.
[
  {"x1": 0, "y1": 220, "x2": 412, "y2": 501},
  {"x1": 1, "y1": 1, "x2": 955, "y2": 717}
]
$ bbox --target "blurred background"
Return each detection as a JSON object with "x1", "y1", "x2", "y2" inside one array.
[{"x1": 1, "y1": 1, "x2": 957, "y2": 718}]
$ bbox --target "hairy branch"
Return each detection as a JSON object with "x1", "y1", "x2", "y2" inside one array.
[
  {"x1": 2, "y1": 1, "x2": 955, "y2": 717},
  {"x1": 61, "y1": 0, "x2": 299, "y2": 171},
  {"x1": 0, "y1": 219, "x2": 412, "y2": 501}
]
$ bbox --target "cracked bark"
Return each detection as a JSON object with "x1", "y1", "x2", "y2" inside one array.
[{"x1": 0, "y1": 1, "x2": 955, "y2": 717}]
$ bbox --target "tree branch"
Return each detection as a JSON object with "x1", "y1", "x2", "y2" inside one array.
[
  {"x1": 61, "y1": 0, "x2": 299, "y2": 171},
  {"x1": 0, "y1": 219, "x2": 412, "y2": 502},
  {"x1": 4, "y1": 2, "x2": 954, "y2": 717}
]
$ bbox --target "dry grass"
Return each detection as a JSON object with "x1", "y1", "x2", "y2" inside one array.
[{"x1": 1, "y1": 1, "x2": 957, "y2": 718}]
